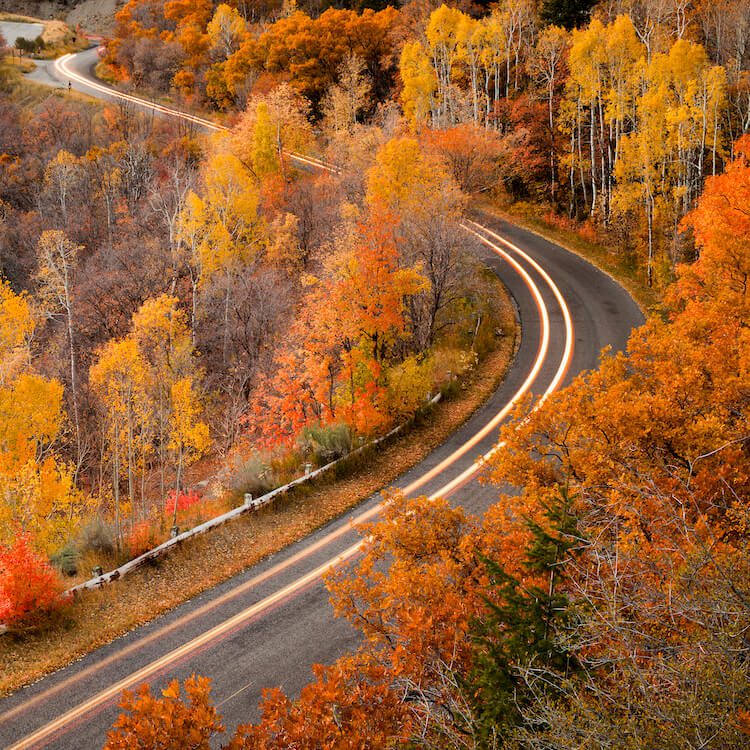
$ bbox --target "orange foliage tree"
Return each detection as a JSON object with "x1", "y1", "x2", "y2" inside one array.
[
  {"x1": 227, "y1": 659, "x2": 410, "y2": 749},
  {"x1": 104, "y1": 675, "x2": 224, "y2": 750},
  {"x1": 223, "y1": 8, "x2": 400, "y2": 112},
  {"x1": 246, "y1": 210, "x2": 427, "y2": 447},
  {"x1": 422, "y1": 123, "x2": 510, "y2": 193}
]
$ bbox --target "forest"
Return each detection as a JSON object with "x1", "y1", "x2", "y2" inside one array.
[
  {"x1": 0, "y1": 40, "x2": 503, "y2": 590},
  {"x1": 0, "y1": 0, "x2": 748, "y2": 744}
]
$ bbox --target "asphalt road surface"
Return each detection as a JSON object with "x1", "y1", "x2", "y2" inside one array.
[{"x1": 0, "y1": 52, "x2": 645, "y2": 750}]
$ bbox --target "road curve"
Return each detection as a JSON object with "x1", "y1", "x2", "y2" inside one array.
[{"x1": 0, "y1": 49, "x2": 644, "y2": 749}]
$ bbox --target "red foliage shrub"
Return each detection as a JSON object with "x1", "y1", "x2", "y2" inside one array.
[
  {"x1": 124, "y1": 520, "x2": 161, "y2": 558},
  {"x1": 165, "y1": 489, "x2": 202, "y2": 516},
  {"x1": 0, "y1": 533, "x2": 68, "y2": 630},
  {"x1": 542, "y1": 209, "x2": 600, "y2": 243}
]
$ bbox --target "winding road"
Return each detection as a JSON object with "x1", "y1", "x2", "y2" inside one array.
[{"x1": 0, "y1": 47, "x2": 644, "y2": 750}]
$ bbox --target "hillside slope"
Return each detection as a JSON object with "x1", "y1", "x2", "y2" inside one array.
[{"x1": 0, "y1": 0, "x2": 120, "y2": 34}]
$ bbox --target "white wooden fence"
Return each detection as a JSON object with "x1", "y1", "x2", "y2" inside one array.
[{"x1": 66, "y1": 394, "x2": 441, "y2": 596}]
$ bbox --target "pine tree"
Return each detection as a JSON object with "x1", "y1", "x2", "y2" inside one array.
[{"x1": 465, "y1": 489, "x2": 581, "y2": 746}]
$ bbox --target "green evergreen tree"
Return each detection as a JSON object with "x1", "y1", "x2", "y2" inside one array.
[
  {"x1": 464, "y1": 489, "x2": 582, "y2": 747},
  {"x1": 540, "y1": 0, "x2": 596, "y2": 30}
]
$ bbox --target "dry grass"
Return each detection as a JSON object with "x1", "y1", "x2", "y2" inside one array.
[
  {"x1": 0, "y1": 12, "x2": 41, "y2": 23},
  {"x1": 0, "y1": 280, "x2": 517, "y2": 697},
  {"x1": 40, "y1": 20, "x2": 70, "y2": 47},
  {"x1": 4, "y1": 56, "x2": 36, "y2": 73}
]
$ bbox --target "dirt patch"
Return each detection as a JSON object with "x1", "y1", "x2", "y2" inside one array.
[
  {"x1": 66, "y1": 0, "x2": 120, "y2": 36},
  {"x1": 0, "y1": 276, "x2": 517, "y2": 697},
  {"x1": 40, "y1": 18, "x2": 67, "y2": 44}
]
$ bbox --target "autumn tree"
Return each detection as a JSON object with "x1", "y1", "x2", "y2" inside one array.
[
  {"x1": 526, "y1": 25, "x2": 570, "y2": 200},
  {"x1": 207, "y1": 3, "x2": 246, "y2": 61},
  {"x1": 133, "y1": 295, "x2": 204, "y2": 503},
  {"x1": 222, "y1": 8, "x2": 401, "y2": 112},
  {"x1": 367, "y1": 136, "x2": 467, "y2": 349},
  {"x1": 90, "y1": 295, "x2": 208, "y2": 530},
  {"x1": 400, "y1": 39, "x2": 437, "y2": 129},
  {"x1": 104, "y1": 676, "x2": 224, "y2": 750},
  {"x1": 0, "y1": 280, "x2": 84, "y2": 553},
  {"x1": 322, "y1": 54, "x2": 372, "y2": 134},
  {"x1": 247, "y1": 209, "x2": 426, "y2": 446},
  {"x1": 42, "y1": 150, "x2": 82, "y2": 228},
  {"x1": 227, "y1": 659, "x2": 410, "y2": 749},
  {"x1": 400, "y1": 2, "x2": 539, "y2": 130},
  {"x1": 612, "y1": 37, "x2": 726, "y2": 284},
  {"x1": 36, "y1": 230, "x2": 83, "y2": 473},
  {"x1": 229, "y1": 84, "x2": 312, "y2": 173},
  {"x1": 84, "y1": 143, "x2": 125, "y2": 246},
  {"x1": 169, "y1": 376, "x2": 210, "y2": 526},
  {"x1": 178, "y1": 141, "x2": 264, "y2": 358},
  {"x1": 423, "y1": 123, "x2": 509, "y2": 194},
  {"x1": 250, "y1": 102, "x2": 280, "y2": 180}
]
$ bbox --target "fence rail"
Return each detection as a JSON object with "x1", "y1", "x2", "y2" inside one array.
[{"x1": 66, "y1": 394, "x2": 441, "y2": 596}]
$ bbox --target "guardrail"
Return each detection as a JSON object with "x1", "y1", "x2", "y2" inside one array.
[{"x1": 66, "y1": 393, "x2": 441, "y2": 596}]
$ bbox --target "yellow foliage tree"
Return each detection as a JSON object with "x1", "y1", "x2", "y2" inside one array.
[
  {"x1": 250, "y1": 101, "x2": 280, "y2": 180},
  {"x1": 400, "y1": 41, "x2": 437, "y2": 129},
  {"x1": 206, "y1": 3, "x2": 246, "y2": 61},
  {"x1": 178, "y1": 142, "x2": 264, "y2": 358},
  {"x1": 169, "y1": 376, "x2": 210, "y2": 525},
  {"x1": 90, "y1": 295, "x2": 208, "y2": 533},
  {"x1": 0, "y1": 281, "x2": 84, "y2": 552}
]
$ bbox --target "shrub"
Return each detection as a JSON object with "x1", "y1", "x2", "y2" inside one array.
[
  {"x1": 385, "y1": 355, "x2": 434, "y2": 420},
  {"x1": 124, "y1": 521, "x2": 161, "y2": 558},
  {"x1": 77, "y1": 517, "x2": 117, "y2": 557},
  {"x1": 50, "y1": 543, "x2": 78, "y2": 577},
  {"x1": 165, "y1": 490, "x2": 201, "y2": 516},
  {"x1": 0, "y1": 533, "x2": 68, "y2": 630},
  {"x1": 300, "y1": 423, "x2": 352, "y2": 463},
  {"x1": 225, "y1": 452, "x2": 276, "y2": 498}
]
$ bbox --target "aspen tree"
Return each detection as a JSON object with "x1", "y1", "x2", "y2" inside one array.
[
  {"x1": 168, "y1": 377, "x2": 209, "y2": 526},
  {"x1": 528, "y1": 26, "x2": 571, "y2": 200},
  {"x1": 36, "y1": 230, "x2": 83, "y2": 475},
  {"x1": 0, "y1": 281, "x2": 82, "y2": 551}
]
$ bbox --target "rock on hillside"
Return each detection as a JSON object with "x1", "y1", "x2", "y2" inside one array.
[{"x1": 0, "y1": 0, "x2": 121, "y2": 34}]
